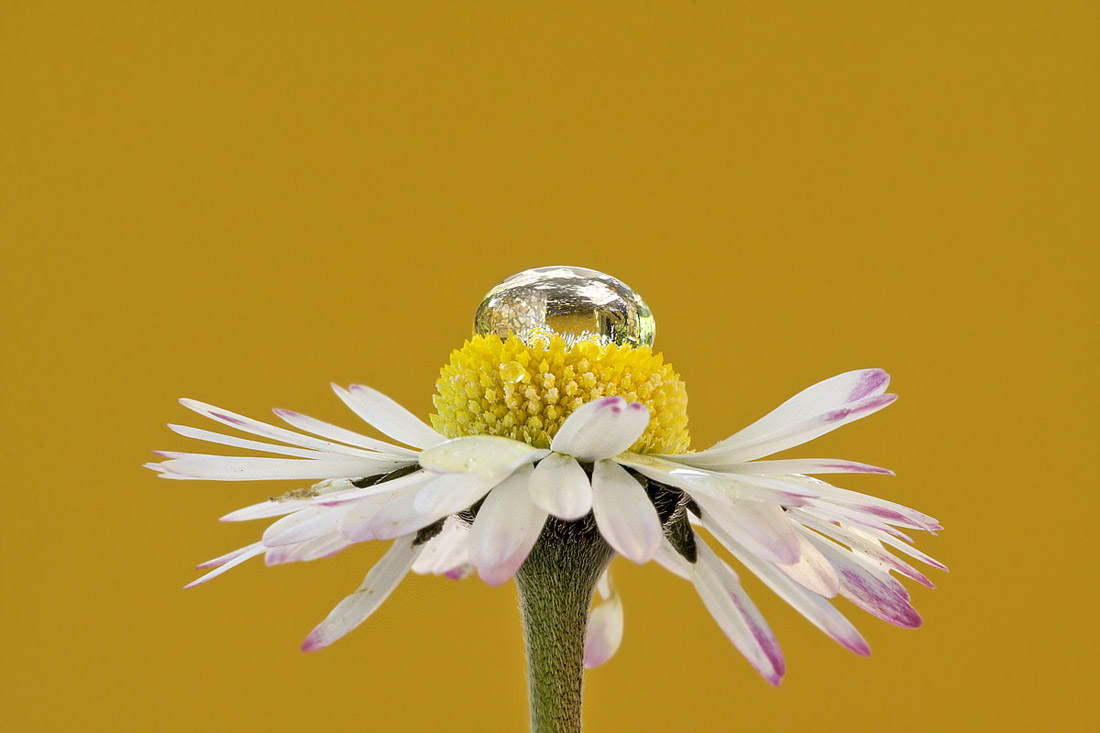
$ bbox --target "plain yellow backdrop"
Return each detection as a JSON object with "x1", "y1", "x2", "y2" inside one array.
[{"x1": 1, "y1": 2, "x2": 1096, "y2": 731}]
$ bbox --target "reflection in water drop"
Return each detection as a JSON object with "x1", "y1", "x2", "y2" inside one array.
[
  {"x1": 473, "y1": 266, "x2": 656, "y2": 349},
  {"x1": 499, "y1": 360, "x2": 526, "y2": 384}
]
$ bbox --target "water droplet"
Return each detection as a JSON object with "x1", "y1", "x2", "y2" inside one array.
[
  {"x1": 474, "y1": 266, "x2": 656, "y2": 348},
  {"x1": 499, "y1": 360, "x2": 526, "y2": 383}
]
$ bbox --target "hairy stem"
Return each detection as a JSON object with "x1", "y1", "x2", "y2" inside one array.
[{"x1": 514, "y1": 518, "x2": 615, "y2": 733}]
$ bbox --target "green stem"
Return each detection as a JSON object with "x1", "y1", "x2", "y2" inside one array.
[{"x1": 514, "y1": 518, "x2": 614, "y2": 733}]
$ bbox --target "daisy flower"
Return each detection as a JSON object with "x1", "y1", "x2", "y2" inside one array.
[{"x1": 149, "y1": 266, "x2": 943, "y2": 731}]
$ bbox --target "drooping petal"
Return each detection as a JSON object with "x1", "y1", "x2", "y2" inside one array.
[
  {"x1": 153, "y1": 454, "x2": 405, "y2": 481},
  {"x1": 301, "y1": 535, "x2": 422, "y2": 652},
  {"x1": 584, "y1": 570, "x2": 624, "y2": 669},
  {"x1": 776, "y1": 533, "x2": 841, "y2": 598},
  {"x1": 332, "y1": 383, "x2": 445, "y2": 450},
  {"x1": 272, "y1": 409, "x2": 417, "y2": 457},
  {"x1": 184, "y1": 542, "x2": 266, "y2": 589},
  {"x1": 528, "y1": 453, "x2": 593, "y2": 520},
  {"x1": 703, "y1": 515, "x2": 871, "y2": 656},
  {"x1": 178, "y1": 398, "x2": 385, "y2": 457},
  {"x1": 591, "y1": 459, "x2": 662, "y2": 564},
  {"x1": 618, "y1": 453, "x2": 818, "y2": 505},
  {"x1": 551, "y1": 397, "x2": 650, "y2": 462},
  {"x1": 467, "y1": 465, "x2": 548, "y2": 585},
  {"x1": 411, "y1": 516, "x2": 473, "y2": 579},
  {"x1": 694, "y1": 492, "x2": 801, "y2": 565},
  {"x1": 691, "y1": 538, "x2": 785, "y2": 685},
  {"x1": 800, "y1": 530, "x2": 922, "y2": 628}
]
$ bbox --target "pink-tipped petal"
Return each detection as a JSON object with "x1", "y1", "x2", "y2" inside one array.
[
  {"x1": 703, "y1": 515, "x2": 871, "y2": 656},
  {"x1": 551, "y1": 397, "x2": 650, "y2": 462},
  {"x1": 300, "y1": 535, "x2": 421, "y2": 652},
  {"x1": 584, "y1": 570, "x2": 625, "y2": 668},
  {"x1": 691, "y1": 538, "x2": 785, "y2": 685},
  {"x1": 184, "y1": 542, "x2": 266, "y2": 589},
  {"x1": 411, "y1": 516, "x2": 473, "y2": 578}
]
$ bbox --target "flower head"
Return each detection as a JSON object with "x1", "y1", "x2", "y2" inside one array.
[{"x1": 149, "y1": 266, "x2": 943, "y2": 690}]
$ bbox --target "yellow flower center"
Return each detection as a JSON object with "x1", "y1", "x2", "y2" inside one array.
[{"x1": 431, "y1": 334, "x2": 690, "y2": 455}]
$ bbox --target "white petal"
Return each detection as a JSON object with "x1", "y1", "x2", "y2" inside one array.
[
  {"x1": 584, "y1": 570, "x2": 624, "y2": 669},
  {"x1": 168, "y1": 424, "x2": 324, "y2": 458},
  {"x1": 591, "y1": 459, "x2": 661, "y2": 564},
  {"x1": 153, "y1": 454, "x2": 405, "y2": 481},
  {"x1": 800, "y1": 530, "x2": 921, "y2": 628},
  {"x1": 468, "y1": 465, "x2": 548, "y2": 585},
  {"x1": 551, "y1": 397, "x2": 650, "y2": 461},
  {"x1": 300, "y1": 535, "x2": 422, "y2": 652},
  {"x1": 694, "y1": 492, "x2": 800, "y2": 565},
  {"x1": 791, "y1": 475, "x2": 941, "y2": 532},
  {"x1": 272, "y1": 409, "x2": 417, "y2": 457},
  {"x1": 790, "y1": 512, "x2": 940, "y2": 586},
  {"x1": 713, "y1": 369, "x2": 890, "y2": 447},
  {"x1": 412, "y1": 472, "x2": 503, "y2": 518},
  {"x1": 702, "y1": 512, "x2": 871, "y2": 656},
  {"x1": 340, "y1": 476, "x2": 448, "y2": 542},
  {"x1": 528, "y1": 453, "x2": 593, "y2": 520},
  {"x1": 184, "y1": 542, "x2": 266, "y2": 588},
  {"x1": 619, "y1": 453, "x2": 818, "y2": 505},
  {"x1": 691, "y1": 538, "x2": 785, "y2": 685},
  {"x1": 655, "y1": 539, "x2": 693, "y2": 580},
  {"x1": 706, "y1": 458, "x2": 894, "y2": 476},
  {"x1": 686, "y1": 392, "x2": 896, "y2": 465},
  {"x1": 262, "y1": 506, "x2": 343, "y2": 547},
  {"x1": 776, "y1": 533, "x2": 840, "y2": 598},
  {"x1": 332, "y1": 383, "x2": 445, "y2": 450},
  {"x1": 418, "y1": 435, "x2": 546, "y2": 481},
  {"x1": 178, "y1": 398, "x2": 384, "y2": 457},
  {"x1": 220, "y1": 479, "x2": 358, "y2": 522},
  {"x1": 412, "y1": 516, "x2": 473, "y2": 579},
  {"x1": 265, "y1": 533, "x2": 353, "y2": 565}
]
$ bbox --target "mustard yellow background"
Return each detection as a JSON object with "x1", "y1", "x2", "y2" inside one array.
[{"x1": 2, "y1": 2, "x2": 1096, "y2": 731}]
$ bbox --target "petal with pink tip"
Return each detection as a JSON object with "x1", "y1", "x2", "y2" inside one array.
[
  {"x1": 683, "y1": 393, "x2": 897, "y2": 465},
  {"x1": 691, "y1": 538, "x2": 785, "y2": 685},
  {"x1": 301, "y1": 535, "x2": 421, "y2": 652},
  {"x1": 184, "y1": 542, "x2": 266, "y2": 589},
  {"x1": 551, "y1": 397, "x2": 650, "y2": 462},
  {"x1": 584, "y1": 570, "x2": 624, "y2": 669},
  {"x1": 703, "y1": 515, "x2": 871, "y2": 656}
]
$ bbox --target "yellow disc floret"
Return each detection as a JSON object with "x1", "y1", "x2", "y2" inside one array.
[{"x1": 431, "y1": 334, "x2": 690, "y2": 455}]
